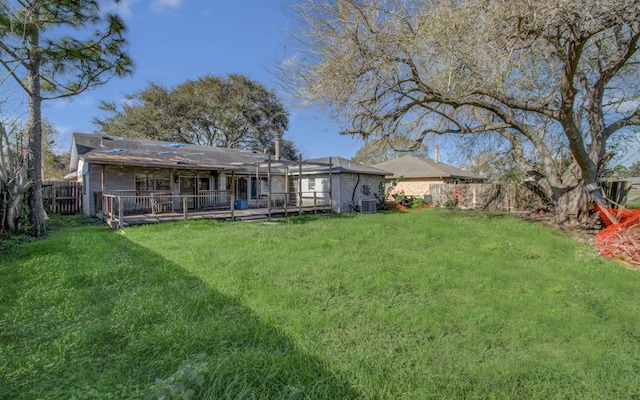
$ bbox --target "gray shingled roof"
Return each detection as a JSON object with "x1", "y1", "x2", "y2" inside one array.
[
  {"x1": 305, "y1": 157, "x2": 391, "y2": 176},
  {"x1": 70, "y1": 133, "x2": 270, "y2": 174},
  {"x1": 69, "y1": 133, "x2": 396, "y2": 179},
  {"x1": 373, "y1": 155, "x2": 483, "y2": 180}
]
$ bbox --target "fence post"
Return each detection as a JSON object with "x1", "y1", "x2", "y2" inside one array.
[
  {"x1": 473, "y1": 185, "x2": 477, "y2": 210},
  {"x1": 51, "y1": 185, "x2": 57, "y2": 214},
  {"x1": 313, "y1": 191, "x2": 317, "y2": 214},
  {"x1": 183, "y1": 197, "x2": 188, "y2": 220}
]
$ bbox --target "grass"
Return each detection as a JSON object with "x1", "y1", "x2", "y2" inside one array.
[
  {"x1": 1, "y1": 209, "x2": 639, "y2": 399},
  {"x1": 627, "y1": 189, "x2": 640, "y2": 208}
]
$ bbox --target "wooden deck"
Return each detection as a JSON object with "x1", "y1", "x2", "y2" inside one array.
[{"x1": 101, "y1": 205, "x2": 333, "y2": 228}]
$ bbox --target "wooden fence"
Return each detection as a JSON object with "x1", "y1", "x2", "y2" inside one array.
[
  {"x1": 428, "y1": 183, "x2": 546, "y2": 212},
  {"x1": 42, "y1": 181, "x2": 83, "y2": 215}
]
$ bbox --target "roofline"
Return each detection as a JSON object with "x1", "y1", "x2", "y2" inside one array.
[
  {"x1": 81, "y1": 157, "x2": 243, "y2": 171},
  {"x1": 80, "y1": 156, "x2": 293, "y2": 174}
]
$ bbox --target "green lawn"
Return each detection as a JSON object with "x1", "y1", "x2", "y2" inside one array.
[
  {"x1": 1, "y1": 210, "x2": 639, "y2": 399},
  {"x1": 627, "y1": 189, "x2": 640, "y2": 208}
]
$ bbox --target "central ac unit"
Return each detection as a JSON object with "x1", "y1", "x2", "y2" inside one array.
[{"x1": 360, "y1": 199, "x2": 377, "y2": 213}]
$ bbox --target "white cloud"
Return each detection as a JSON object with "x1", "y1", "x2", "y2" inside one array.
[
  {"x1": 121, "y1": 97, "x2": 136, "y2": 107},
  {"x1": 280, "y1": 54, "x2": 301, "y2": 70},
  {"x1": 102, "y1": 0, "x2": 138, "y2": 18},
  {"x1": 101, "y1": 0, "x2": 183, "y2": 18},
  {"x1": 151, "y1": 0, "x2": 183, "y2": 12}
]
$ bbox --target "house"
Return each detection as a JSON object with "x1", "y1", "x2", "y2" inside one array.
[
  {"x1": 67, "y1": 133, "x2": 390, "y2": 222},
  {"x1": 373, "y1": 154, "x2": 485, "y2": 200},
  {"x1": 67, "y1": 133, "x2": 283, "y2": 217}
]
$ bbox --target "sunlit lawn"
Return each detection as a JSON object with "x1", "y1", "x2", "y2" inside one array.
[
  {"x1": 627, "y1": 189, "x2": 640, "y2": 208},
  {"x1": 1, "y1": 209, "x2": 639, "y2": 399}
]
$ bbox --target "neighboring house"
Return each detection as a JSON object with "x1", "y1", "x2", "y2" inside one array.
[
  {"x1": 67, "y1": 133, "x2": 390, "y2": 218},
  {"x1": 373, "y1": 155, "x2": 485, "y2": 199}
]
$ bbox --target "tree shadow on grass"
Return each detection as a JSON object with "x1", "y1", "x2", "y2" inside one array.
[{"x1": 0, "y1": 226, "x2": 360, "y2": 399}]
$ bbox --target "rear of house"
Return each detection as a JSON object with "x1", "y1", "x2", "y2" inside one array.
[
  {"x1": 67, "y1": 133, "x2": 390, "y2": 221},
  {"x1": 300, "y1": 157, "x2": 391, "y2": 213},
  {"x1": 67, "y1": 133, "x2": 285, "y2": 217}
]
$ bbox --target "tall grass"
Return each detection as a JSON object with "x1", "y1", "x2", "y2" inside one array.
[{"x1": 1, "y1": 209, "x2": 639, "y2": 399}]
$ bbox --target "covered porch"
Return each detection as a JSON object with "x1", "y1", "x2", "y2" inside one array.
[{"x1": 96, "y1": 189, "x2": 333, "y2": 228}]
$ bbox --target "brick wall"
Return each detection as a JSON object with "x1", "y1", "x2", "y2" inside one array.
[{"x1": 388, "y1": 178, "x2": 445, "y2": 199}]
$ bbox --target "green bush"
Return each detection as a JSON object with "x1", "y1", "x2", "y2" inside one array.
[
  {"x1": 444, "y1": 199, "x2": 457, "y2": 209},
  {"x1": 409, "y1": 197, "x2": 425, "y2": 208}
]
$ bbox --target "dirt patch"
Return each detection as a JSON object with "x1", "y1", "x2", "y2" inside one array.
[{"x1": 517, "y1": 208, "x2": 599, "y2": 246}]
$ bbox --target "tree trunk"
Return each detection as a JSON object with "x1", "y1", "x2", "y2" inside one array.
[
  {"x1": 27, "y1": 6, "x2": 46, "y2": 238},
  {"x1": 553, "y1": 184, "x2": 590, "y2": 226},
  {"x1": 27, "y1": 113, "x2": 46, "y2": 237},
  {"x1": 27, "y1": 91, "x2": 47, "y2": 237},
  {"x1": 4, "y1": 184, "x2": 25, "y2": 233}
]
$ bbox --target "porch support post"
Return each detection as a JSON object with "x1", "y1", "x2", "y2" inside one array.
[
  {"x1": 267, "y1": 155, "x2": 272, "y2": 218},
  {"x1": 118, "y1": 195, "x2": 123, "y2": 230},
  {"x1": 298, "y1": 155, "x2": 302, "y2": 215},
  {"x1": 101, "y1": 165, "x2": 106, "y2": 192},
  {"x1": 329, "y1": 157, "x2": 333, "y2": 212},
  {"x1": 231, "y1": 170, "x2": 236, "y2": 220},
  {"x1": 230, "y1": 192, "x2": 235, "y2": 220},
  {"x1": 284, "y1": 165, "x2": 289, "y2": 217},
  {"x1": 255, "y1": 163, "x2": 259, "y2": 207}
]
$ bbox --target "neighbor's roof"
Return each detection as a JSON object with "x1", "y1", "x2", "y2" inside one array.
[
  {"x1": 69, "y1": 133, "x2": 271, "y2": 175},
  {"x1": 373, "y1": 155, "x2": 484, "y2": 180},
  {"x1": 304, "y1": 157, "x2": 391, "y2": 176}
]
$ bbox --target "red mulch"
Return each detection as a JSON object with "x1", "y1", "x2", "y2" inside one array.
[
  {"x1": 388, "y1": 203, "x2": 431, "y2": 211},
  {"x1": 594, "y1": 205, "x2": 640, "y2": 267}
]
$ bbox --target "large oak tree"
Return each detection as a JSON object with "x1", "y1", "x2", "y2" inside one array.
[
  {"x1": 94, "y1": 74, "x2": 300, "y2": 160},
  {"x1": 0, "y1": 0, "x2": 134, "y2": 236},
  {"x1": 283, "y1": 0, "x2": 640, "y2": 225}
]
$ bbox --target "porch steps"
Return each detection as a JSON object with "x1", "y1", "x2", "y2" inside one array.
[{"x1": 237, "y1": 214, "x2": 269, "y2": 222}]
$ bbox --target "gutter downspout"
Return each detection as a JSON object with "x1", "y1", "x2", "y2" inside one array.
[{"x1": 351, "y1": 173, "x2": 361, "y2": 211}]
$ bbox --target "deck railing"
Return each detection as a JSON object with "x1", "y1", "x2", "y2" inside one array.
[
  {"x1": 105, "y1": 190, "x2": 174, "y2": 215},
  {"x1": 197, "y1": 190, "x2": 232, "y2": 209},
  {"x1": 99, "y1": 190, "x2": 332, "y2": 228}
]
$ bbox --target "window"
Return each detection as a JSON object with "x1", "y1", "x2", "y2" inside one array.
[
  {"x1": 155, "y1": 176, "x2": 170, "y2": 191},
  {"x1": 308, "y1": 177, "x2": 316, "y2": 191},
  {"x1": 135, "y1": 172, "x2": 170, "y2": 191},
  {"x1": 135, "y1": 174, "x2": 151, "y2": 191},
  {"x1": 251, "y1": 177, "x2": 269, "y2": 199}
]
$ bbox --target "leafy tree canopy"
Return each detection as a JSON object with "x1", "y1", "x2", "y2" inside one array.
[
  {"x1": 283, "y1": 0, "x2": 640, "y2": 225},
  {"x1": 0, "y1": 0, "x2": 134, "y2": 236},
  {"x1": 93, "y1": 74, "x2": 300, "y2": 160}
]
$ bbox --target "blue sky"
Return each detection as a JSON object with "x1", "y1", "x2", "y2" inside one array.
[
  {"x1": 10, "y1": 0, "x2": 640, "y2": 167},
  {"x1": 44, "y1": 0, "x2": 367, "y2": 160}
]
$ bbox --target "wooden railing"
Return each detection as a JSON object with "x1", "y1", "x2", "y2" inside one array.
[
  {"x1": 104, "y1": 190, "x2": 172, "y2": 214},
  {"x1": 99, "y1": 190, "x2": 332, "y2": 227},
  {"x1": 197, "y1": 190, "x2": 232, "y2": 209}
]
